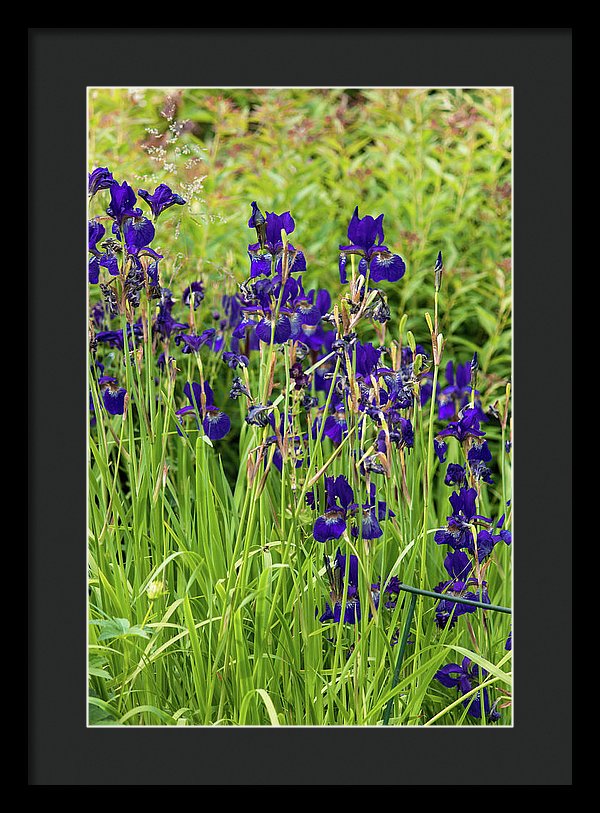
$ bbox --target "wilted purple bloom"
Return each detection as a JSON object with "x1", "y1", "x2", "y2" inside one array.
[
  {"x1": 444, "y1": 463, "x2": 468, "y2": 487},
  {"x1": 248, "y1": 201, "x2": 268, "y2": 249},
  {"x1": 222, "y1": 351, "x2": 249, "y2": 369},
  {"x1": 138, "y1": 183, "x2": 186, "y2": 220},
  {"x1": 245, "y1": 404, "x2": 274, "y2": 428},
  {"x1": 98, "y1": 376, "x2": 127, "y2": 415},
  {"x1": 434, "y1": 657, "x2": 501, "y2": 721},
  {"x1": 88, "y1": 166, "x2": 116, "y2": 197},
  {"x1": 182, "y1": 281, "x2": 205, "y2": 310},
  {"x1": 100, "y1": 283, "x2": 120, "y2": 319},
  {"x1": 229, "y1": 376, "x2": 251, "y2": 400}
]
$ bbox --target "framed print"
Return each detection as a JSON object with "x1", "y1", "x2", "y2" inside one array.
[{"x1": 30, "y1": 28, "x2": 571, "y2": 786}]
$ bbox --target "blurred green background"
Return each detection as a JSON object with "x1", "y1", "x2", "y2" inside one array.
[{"x1": 88, "y1": 86, "x2": 511, "y2": 393}]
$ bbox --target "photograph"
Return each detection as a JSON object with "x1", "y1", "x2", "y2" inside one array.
[{"x1": 87, "y1": 86, "x2": 513, "y2": 728}]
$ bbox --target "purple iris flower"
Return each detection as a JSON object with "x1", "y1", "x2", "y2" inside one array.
[
  {"x1": 380, "y1": 417, "x2": 414, "y2": 451},
  {"x1": 177, "y1": 380, "x2": 231, "y2": 441},
  {"x1": 99, "y1": 251, "x2": 120, "y2": 277},
  {"x1": 381, "y1": 576, "x2": 403, "y2": 610},
  {"x1": 468, "y1": 439, "x2": 492, "y2": 463},
  {"x1": 95, "y1": 321, "x2": 142, "y2": 351},
  {"x1": 353, "y1": 341, "x2": 383, "y2": 382},
  {"x1": 138, "y1": 183, "x2": 186, "y2": 220},
  {"x1": 351, "y1": 483, "x2": 393, "y2": 541},
  {"x1": 434, "y1": 657, "x2": 501, "y2": 721},
  {"x1": 433, "y1": 551, "x2": 489, "y2": 628},
  {"x1": 89, "y1": 391, "x2": 96, "y2": 426},
  {"x1": 319, "y1": 548, "x2": 362, "y2": 624},
  {"x1": 496, "y1": 512, "x2": 512, "y2": 546},
  {"x1": 288, "y1": 284, "x2": 325, "y2": 338},
  {"x1": 313, "y1": 475, "x2": 355, "y2": 543},
  {"x1": 98, "y1": 376, "x2": 127, "y2": 415},
  {"x1": 88, "y1": 167, "x2": 116, "y2": 197},
  {"x1": 89, "y1": 221, "x2": 118, "y2": 283},
  {"x1": 157, "y1": 353, "x2": 176, "y2": 373},
  {"x1": 89, "y1": 220, "x2": 106, "y2": 254},
  {"x1": 319, "y1": 401, "x2": 348, "y2": 445},
  {"x1": 107, "y1": 181, "x2": 142, "y2": 228},
  {"x1": 472, "y1": 513, "x2": 512, "y2": 562},
  {"x1": 339, "y1": 207, "x2": 406, "y2": 283},
  {"x1": 153, "y1": 299, "x2": 187, "y2": 340},
  {"x1": 438, "y1": 360, "x2": 473, "y2": 421},
  {"x1": 437, "y1": 406, "x2": 486, "y2": 444},
  {"x1": 89, "y1": 256, "x2": 100, "y2": 284},
  {"x1": 434, "y1": 487, "x2": 492, "y2": 551},
  {"x1": 90, "y1": 303, "x2": 106, "y2": 329},
  {"x1": 95, "y1": 329, "x2": 124, "y2": 350},
  {"x1": 122, "y1": 216, "x2": 157, "y2": 255},
  {"x1": 505, "y1": 630, "x2": 512, "y2": 651},
  {"x1": 255, "y1": 313, "x2": 292, "y2": 345},
  {"x1": 467, "y1": 440, "x2": 494, "y2": 484},
  {"x1": 174, "y1": 329, "x2": 217, "y2": 354},
  {"x1": 247, "y1": 207, "x2": 306, "y2": 276},
  {"x1": 470, "y1": 460, "x2": 494, "y2": 484}
]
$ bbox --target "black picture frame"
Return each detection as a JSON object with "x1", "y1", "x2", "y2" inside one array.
[{"x1": 29, "y1": 28, "x2": 572, "y2": 786}]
